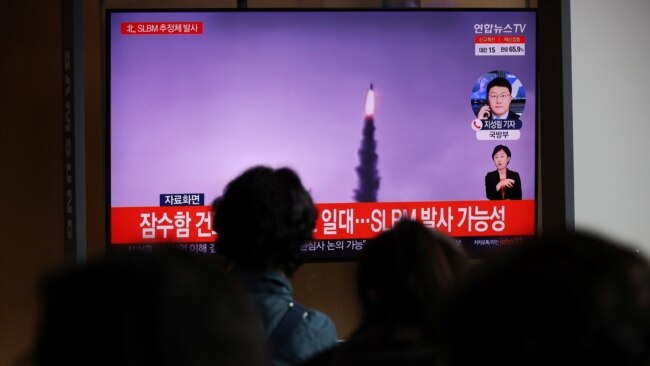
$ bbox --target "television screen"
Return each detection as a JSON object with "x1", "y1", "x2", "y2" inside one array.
[{"x1": 107, "y1": 9, "x2": 537, "y2": 259}]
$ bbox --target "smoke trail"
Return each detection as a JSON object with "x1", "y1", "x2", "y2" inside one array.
[{"x1": 354, "y1": 116, "x2": 380, "y2": 202}]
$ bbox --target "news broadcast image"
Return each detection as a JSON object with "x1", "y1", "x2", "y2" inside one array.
[{"x1": 108, "y1": 10, "x2": 537, "y2": 258}]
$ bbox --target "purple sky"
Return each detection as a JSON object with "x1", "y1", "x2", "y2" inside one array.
[{"x1": 110, "y1": 10, "x2": 536, "y2": 207}]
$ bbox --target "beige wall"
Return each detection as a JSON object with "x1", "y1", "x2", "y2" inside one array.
[{"x1": 571, "y1": 0, "x2": 650, "y2": 256}]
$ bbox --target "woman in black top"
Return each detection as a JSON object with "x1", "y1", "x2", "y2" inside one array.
[{"x1": 485, "y1": 144, "x2": 522, "y2": 200}]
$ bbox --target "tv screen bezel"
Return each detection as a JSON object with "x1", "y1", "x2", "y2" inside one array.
[{"x1": 104, "y1": 7, "x2": 551, "y2": 260}]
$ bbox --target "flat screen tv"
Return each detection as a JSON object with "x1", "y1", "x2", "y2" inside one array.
[{"x1": 107, "y1": 9, "x2": 537, "y2": 259}]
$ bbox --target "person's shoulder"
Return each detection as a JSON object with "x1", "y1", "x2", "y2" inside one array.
[
  {"x1": 290, "y1": 306, "x2": 338, "y2": 358},
  {"x1": 270, "y1": 305, "x2": 338, "y2": 366},
  {"x1": 300, "y1": 308, "x2": 337, "y2": 344},
  {"x1": 301, "y1": 307, "x2": 337, "y2": 339},
  {"x1": 507, "y1": 169, "x2": 521, "y2": 180},
  {"x1": 507, "y1": 111, "x2": 521, "y2": 120}
]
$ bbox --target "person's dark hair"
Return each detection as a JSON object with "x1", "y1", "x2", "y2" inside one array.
[
  {"x1": 358, "y1": 219, "x2": 468, "y2": 336},
  {"x1": 442, "y1": 230, "x2": 650, "y2": 366},
  {"x1": 213, "y1": 166, "x2": 317, "y2": 276},
  {"x1": 486, "y1": 76, "x2": 512, "y2": 95},
  {"x1": 304, "y1": 220, "x2": 468, "y2": 366},
  {"x1": 32, "y1": 251, "x2": 266, "y2": 366},
  {"x1": 492, "y1": 144, "x2": 511, "y2": 159}
]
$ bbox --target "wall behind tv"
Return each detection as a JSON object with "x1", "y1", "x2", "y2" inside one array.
[
  {"x1": 0, "y1": 2, "x2": 64, "y2": 365},
  {"x1": 570, "y1": 0, "x2": 650, "y2": 256}
]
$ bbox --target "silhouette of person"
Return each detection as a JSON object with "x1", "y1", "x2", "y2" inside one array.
[
  {"x1": 213, "y1": 166, "x2": 338, "y2": 366},
  {"x1": 304, "y1": 219, "x2": 468, "y2": 366},
  {"x1": 441, "y1": 230, "x2": 650, "y2": 366},
  {"x1": 32, "y1": 251, "x2": 266, "y2": 366}
]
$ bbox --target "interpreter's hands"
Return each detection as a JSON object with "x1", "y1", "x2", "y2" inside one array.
[{"x1": 496, "y1": 179, "x2": 516, "y2": 191}]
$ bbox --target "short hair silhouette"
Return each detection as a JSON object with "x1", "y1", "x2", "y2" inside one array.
[
  {"x1": 212, "y1": 166, "x2": 338, "y2": 366},
  {"x1": 306, "y1": 220, "x2": 468, "y2": 366},
  {"x1": 492, "y1": 144, "x2": 511, "y2": 159},
  {"x1": 358, "y1": 219, "x2": 468, "y2": 334},
  {"x1": 213, "y1": 166, "x2": 316, "y2": 276},
  {"x1": 486, "y1": 76, "x2": 512, "y2": 95},
  {"x1": 442, "y1": 230, "x2": 650, "y2": 366},
  {"x1": 32, "y1": 251, "x2": 266, "y2": 366}
]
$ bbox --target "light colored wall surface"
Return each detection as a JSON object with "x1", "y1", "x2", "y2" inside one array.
[{"x1": 571, "y1": 0, "x2": 650, "y2": 255}]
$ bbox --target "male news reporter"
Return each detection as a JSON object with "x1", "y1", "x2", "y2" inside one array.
[{"x1": 477, "y1": 77, "x2": 520, "y2": 121}]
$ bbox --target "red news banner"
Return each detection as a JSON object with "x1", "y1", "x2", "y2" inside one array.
[
  {"x1": 120, "y1": 22, "x2": 203, "y2": 35},
  {"x1": 111, "y1": 200, "x2": 534, "y2": 245},
  {"x1": 474, "y1": 35, "x2": 526, "y2": 43}
]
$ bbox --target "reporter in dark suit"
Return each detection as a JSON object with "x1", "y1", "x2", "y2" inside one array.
[
  {"x1": 485, "y1": 145, "x2": 522, "y2": 200},
  {"x1": 477, "y1": 77, "x2": 521, "y2": 122}
]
